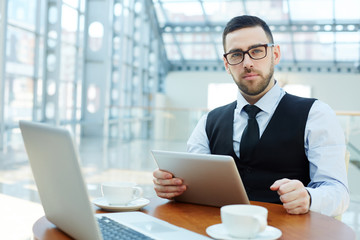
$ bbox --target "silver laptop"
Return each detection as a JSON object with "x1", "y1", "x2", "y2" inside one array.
[
  {"x1": 19, "y1": 121, "x2": 210, "y2": 240},
  {"x1": 151, "y1": 150, "x2": 249, "y2": 207}
]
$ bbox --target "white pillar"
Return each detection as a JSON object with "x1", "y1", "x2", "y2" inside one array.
[{"x1": 82, "y1": 0, "x2": 113, "y2": 136}]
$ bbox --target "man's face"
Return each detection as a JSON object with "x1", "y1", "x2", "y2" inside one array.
[{"x1": 223, "y1": 26, "x2": 281, "y2": 102}]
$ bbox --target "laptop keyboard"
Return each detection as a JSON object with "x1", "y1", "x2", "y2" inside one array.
[{"x1": 98, "y1": 216, "x2": 155, "y2": 240}]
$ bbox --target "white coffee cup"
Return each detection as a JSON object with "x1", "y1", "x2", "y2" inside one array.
[
  {"x1": 221, "y1": 204, "x2": 268, "y2": 238},
  {"x1": 101, "y1": 182, "x2": 143, "y2": 205}
]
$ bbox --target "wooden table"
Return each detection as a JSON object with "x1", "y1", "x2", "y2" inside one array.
[{"x1": 33, "y1": 197, "x2": 356, "y2": 240}]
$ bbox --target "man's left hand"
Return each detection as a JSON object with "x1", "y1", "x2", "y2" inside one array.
[{"x1": 270, "y1": 178, "x2": 311, "y2": 214}]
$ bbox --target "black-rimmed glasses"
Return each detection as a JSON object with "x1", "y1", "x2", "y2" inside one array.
[{"x1": 223, "y1": 43, "x2": 275, "y2": 65}]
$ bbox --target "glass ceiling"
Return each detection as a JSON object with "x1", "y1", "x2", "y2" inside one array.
[{"x1": 153, "y1": 0, "x2": 360, "y2": 72}]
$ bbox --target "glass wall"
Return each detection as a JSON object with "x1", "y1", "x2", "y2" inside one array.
[
  {"x1": 0, "y1": 0, "x2": 167, "y2": 153},
  {"x1": 2, "y1": 0, "x2": 44, "y2": 151},
  {"x1": 154, "y1": 0, "x2": 360, "y2": 72},
  {"x1": 105, "y1": 0, "x2": 168, "y2": 141}
]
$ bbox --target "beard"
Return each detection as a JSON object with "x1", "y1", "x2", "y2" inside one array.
[{"x1": 231, "y1": 60, "x2": 275, "y2": 96}]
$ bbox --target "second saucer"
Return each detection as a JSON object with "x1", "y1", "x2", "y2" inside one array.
[{"x1": 93, "y1": 197, "x2": 150, "y2": 211}]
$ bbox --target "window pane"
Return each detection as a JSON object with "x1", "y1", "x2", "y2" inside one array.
[
  {"x1": 77, "y1": 46, "x2": 84, "y2": 81},
  {"x1": 63, "y1": 0, "x2": 79, "y2": 9},
  {"x1": 37, "y1": 37, "x2": 45, "y2": 78},
  {"x1": 336, "y1": 32, "x2": 360, "y2": 43},
  {"x1": 246, "y1": 0, "x2": 289, "y2": 22},
  {"x1": 79, "y1": 0, "x2": 86, "y2": 12},
  {"x1": 336, "y1": 43, "x2": 359, "y2": 61},
  {"x1": 335, "y1": 0, "x2": 360, "y2": 19},
  {"x1": 294, "y1": 43, "x2": 334, "y2": 61},
  {"x1": 289, "y1": 0, "x2": 333, "y2": 21},
  {"x1": 6, "y1": 27, "x2": 35, "y2": 77},
  {"x1": 180, "y1": 43, "x2": 217, "y2": 60},
  {"x1": 175, "y1": 33, "x2": 212, "y2": 43},
  {"x1": 4, "y1": 76, "x2": 33, "y2": 123},
  {"x1": 62, "y1": 5, "x2": 79, "y2": 44},
  {"x1": 291, "y1": 33, "x2": 335, "y2": 62},
  {"x1": 123, "y1": 10, "x2": 132, "y2": 35},
  {"x1": 278, "y1": 43, "x2": 294, "y2": 61},
  {"x1": 60, "y1": 44, "x2": 77, "y2": 82},
  {"x1": 76, "y1": 83, "x2": 82, "y2": 120},
  {"x1": 217, "y1": 43, "x2": 224, "y2": 56},
  {"x1": 8, "y1": 0, "x2": 37, "y2": 29},
  {"x1": 213, "y1": 33, "x2": 222, "y2": 44},
  {"x1": 273, "y1": 33, "x2": 292, "y2": 43},
  {"x1": 35, "y1": 78, "x2": 43, "y2": 120},
  {"x1": 293, "y1": 32, "x2": 334, "y2": 44},
  {"x1": 163, "y1": 33, "x2": 175, "y2": 43},
  {"x1": 203, "y1": 1, "x2": 245, "y2": 22},
  {"x1": 59, "y1": 82, "x2": 74, "y2": 120},
  {"x1": 161, "y1": 2, "x2": 204, "y2": 23},
  {"x1": 78, "y1": 15, "x2": 85, "y2": 44},
  {"x1": 165, "y1": 44, "x2": 181, "y2": 60}
]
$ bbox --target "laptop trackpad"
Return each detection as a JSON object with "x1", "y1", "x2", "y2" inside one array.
[{"x1": 132, "y1": 221, "x2": 177, "y2": 233}]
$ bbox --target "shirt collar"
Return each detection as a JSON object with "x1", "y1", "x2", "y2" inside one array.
[{"x1": 236, "y1": 80, "x2": 284, "y2": 114}]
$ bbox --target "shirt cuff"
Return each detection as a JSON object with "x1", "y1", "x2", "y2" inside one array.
[{"x1": 305, "y1": 187, "x2": 318, "y2": 212}]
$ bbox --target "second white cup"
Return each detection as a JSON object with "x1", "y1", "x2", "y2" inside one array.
[
  {"x1": 221, "y1": 204, "x2": 268, "y2": 238},
  {"x1": 101, "y1": 182, "x2": 143, "y2": 205}
]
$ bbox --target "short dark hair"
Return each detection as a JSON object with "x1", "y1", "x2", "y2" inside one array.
[{"x1": 222, "y1": 15, "x2": 274, "y2": 52}]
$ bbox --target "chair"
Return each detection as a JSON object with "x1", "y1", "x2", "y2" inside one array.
[
  {"x1": 345, "y1": 150, "x2": 350, "y2": 173},
  {"x1": 334, "y1": 150, "x2": 350, "y2": 221}
]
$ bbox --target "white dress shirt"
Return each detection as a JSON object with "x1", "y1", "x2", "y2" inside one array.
[{"x1": 187, "y1": 82, "x2": 349, "y2": 217}]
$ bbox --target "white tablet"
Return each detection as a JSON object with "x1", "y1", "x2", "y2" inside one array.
[{"x1": 151, "y1": 150, "x2": 250, "y2": 207}]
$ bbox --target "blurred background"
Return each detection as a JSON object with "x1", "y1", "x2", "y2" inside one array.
[{"x1": 0, "y1": 0, "x2": 359, "y2": 239}]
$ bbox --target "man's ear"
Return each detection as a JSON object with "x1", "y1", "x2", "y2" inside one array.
[{"x1": 273, "y1": 45, "x2": 281, "y2": 65}]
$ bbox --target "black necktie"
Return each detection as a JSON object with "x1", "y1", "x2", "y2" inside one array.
[{"x1": 240, "y1": 104, "x2": 261, "y2": 160}]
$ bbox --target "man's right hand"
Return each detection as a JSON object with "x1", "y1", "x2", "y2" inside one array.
[{"x1": 153, "y1": 169, "x2": 187, "y2": 199}]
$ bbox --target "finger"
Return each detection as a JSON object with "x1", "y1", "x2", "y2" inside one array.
[
  {"x1": 277, "y1": 180, "x2": 304, "y2": 196},
  {"x1": 282, "y1": 198, "x2": 309, "y2": 211},
  {"x1": 270, "y1": 178, "x2": 290, "y2": 191},
  {"x1": 153, "y1": 177, "x2": 184, "y2": 187},
  {"x1": 153, "y1": 169, "x2": 173, "y2": 179},
  {"x1": 281, "y1": 191, "x2": 310, "y2": 214},
  {"x1": 156, "y1": 191, "x2": 184, "y2": 200},
  {"x1": 279, "y1": 191, "x2": 296, "y2": 204},
  {"x1": 154, "y1": 184, "x2": 186, "y2": 199},
  {"x1": 154, "y1": 183, "x2": 186, "y2": 193},
  {"x1": 280, "y1": 187, "x2": 308, "y2": 204},
  {"x1": 283, "y1": 203, "x2": 310, "y2": 215}
]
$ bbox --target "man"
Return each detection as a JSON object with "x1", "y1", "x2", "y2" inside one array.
[{"x1": 153, "y1": 15, "x2": 349, "y2": 217}]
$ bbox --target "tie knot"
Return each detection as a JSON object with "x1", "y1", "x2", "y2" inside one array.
[{"x1": 243, "y1": 105, "x2": 261, "y2": 118}]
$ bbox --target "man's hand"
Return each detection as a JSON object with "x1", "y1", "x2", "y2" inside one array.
[
  {"x1": 270, "y1": 178, "x2": 311, "y2": 214},
  {"x1": 153, "y1": 169, "x2": 187, "y2": 199}
]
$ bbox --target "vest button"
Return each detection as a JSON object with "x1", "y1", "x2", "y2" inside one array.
[{"x1": 246, "y1": 167, "x2": 252, "y2": 173}]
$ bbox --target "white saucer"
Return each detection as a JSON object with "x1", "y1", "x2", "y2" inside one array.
[
  {"x1": 92, "y1": 197, "x2": 150, "y2": 211},
  {"x1": 206, "y1": 224, "x2": 282, "y2": 240}
]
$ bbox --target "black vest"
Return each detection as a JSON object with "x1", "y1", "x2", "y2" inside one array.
[{"x1": 205, "y1": 93, "x2": 316, "y2": 203}]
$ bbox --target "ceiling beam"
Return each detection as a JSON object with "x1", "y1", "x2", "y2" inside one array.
[
  {"x1": 169, "y1": 60, "x2": 360, "y2": 73},
  {"x1": 161, "y1": 22, "x2": 360, "y2": 33}
]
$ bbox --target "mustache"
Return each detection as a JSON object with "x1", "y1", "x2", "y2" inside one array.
[
  {"x1": 242, "y1": 68, "x2": 260, "y2": 76},
  {"x1": 244, "y1": 67, "x2": 252, "y2": 73}
]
